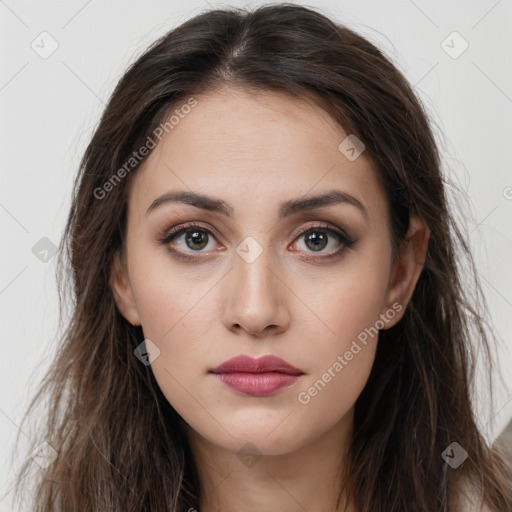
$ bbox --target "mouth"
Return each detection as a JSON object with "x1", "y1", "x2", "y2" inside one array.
[{"x1": 209, "y1": 354, "x2": 304, "y2": 397}]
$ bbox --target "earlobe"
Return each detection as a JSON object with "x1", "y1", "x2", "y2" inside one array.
[
  {"x1": 381, "y1": 216, "x2": 430, "y2": 329},
  {"x1": 109, "y1": 250, "x2": 141, "y2": 326}
]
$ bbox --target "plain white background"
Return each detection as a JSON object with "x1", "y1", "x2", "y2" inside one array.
[{"x1": 1, "y1": 1, "x2": 511, "y2": 509}]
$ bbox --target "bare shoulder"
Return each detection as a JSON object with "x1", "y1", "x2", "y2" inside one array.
[
  {"x1": 450, "y1": 481, "x2": 493, "y2": 512},
  {"x1": 452, "y1": 494, "x2": 491, "y2": 512}
]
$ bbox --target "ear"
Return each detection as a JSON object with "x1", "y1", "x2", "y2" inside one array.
[
  {"x1": 381, "y1": 216, "x2": 430, "y2": 329},
  {"x1": 109, "y1": 249, "x2": 141, "y2": 326}
]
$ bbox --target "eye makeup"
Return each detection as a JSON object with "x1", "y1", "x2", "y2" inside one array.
[{"x1": 156, "y1": 220, "x2": 357, "y2": 263}]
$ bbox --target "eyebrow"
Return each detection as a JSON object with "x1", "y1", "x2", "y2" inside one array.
[{"x1": 145, "y1": 190, "x2": 367, "y2": 220}]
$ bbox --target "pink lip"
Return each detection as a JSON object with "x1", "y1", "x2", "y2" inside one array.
[{"x1": 210, "y1": 355, "x2": 304, "y2": 397}]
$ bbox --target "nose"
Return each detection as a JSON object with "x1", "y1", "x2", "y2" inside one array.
[{"x1": 221, "y1": 246, "x2": 291, "y2": 337}]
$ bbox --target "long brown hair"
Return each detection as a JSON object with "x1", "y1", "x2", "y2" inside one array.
[{"x1": 7, "y1": 4, "x2": 512, "y2": 511}]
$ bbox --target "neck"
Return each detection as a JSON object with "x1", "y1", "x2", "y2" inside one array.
[{"x1": 185, "y1": 409, "x2": 356, "y2": 512}]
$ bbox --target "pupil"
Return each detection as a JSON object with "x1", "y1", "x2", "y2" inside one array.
[
  {"x1": 186, "y1": 230, "x2": 208, "y2": 250},
  {"x1": 306, "y1": 232, "x2": 327, "y2": 251}
]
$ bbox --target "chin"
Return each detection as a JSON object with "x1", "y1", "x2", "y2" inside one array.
[{"x1": 189, "y1": 418, "x2": 308, "y2": 457}]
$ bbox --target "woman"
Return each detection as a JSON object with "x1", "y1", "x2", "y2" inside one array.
[{"x1": 9, "y1": 3, "x2": 512, "y2": 511}]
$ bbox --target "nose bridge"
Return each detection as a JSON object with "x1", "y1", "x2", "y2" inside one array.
[
  {"x1": 237, "y1": 243, "x2": 275, "y2": 298},
  {"x1": 224, "y1": 235, "x2": 289, "y2": 334}
]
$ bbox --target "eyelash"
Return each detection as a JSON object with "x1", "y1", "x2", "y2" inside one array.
[{"x1": 157, "y1": 221, "x2": 356, "y2": 262}]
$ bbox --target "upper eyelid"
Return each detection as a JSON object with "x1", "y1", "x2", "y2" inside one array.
[
  {"x1": 294, "y1": 222, "x2": 349, "y2": 239},
  {"x1": 160, "y1": 221, "x2": 221, "y2": 243}
]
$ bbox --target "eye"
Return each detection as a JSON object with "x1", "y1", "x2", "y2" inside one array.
[
  {"x1": 158, "y1": 223, "x2": 218, "y2": 257},
  {"x1": 290, "y1": 223, "x2": 355, "y2": 258},
  {"x1": 157, "y1": 221, "x2": 356, "y2": 261}
]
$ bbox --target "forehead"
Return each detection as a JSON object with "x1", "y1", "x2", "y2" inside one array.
[{"x1": 127, "y1": 86, "x2": 386, "y2": 229}]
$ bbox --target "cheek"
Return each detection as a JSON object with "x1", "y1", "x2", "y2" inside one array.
[
  {"x1": 292, "y1": 251, "x2": 391, "y2": 423},
  {"x1": 127, "y1": 249, "x2": 226, "y2": 420},
  {"x1": 304, "y1": 246, "x2": 390, "y2": 352},
  {"x1": 289, "y1": 227, "x2": 392, "y2": 336},
  {"x1": 128, "y1": 237, "x2": 222, "y2": 343}
]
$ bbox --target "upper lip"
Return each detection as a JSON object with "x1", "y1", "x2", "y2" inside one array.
[{"x1": 210, "y1": 355, "x2": 304, "y2": 375}]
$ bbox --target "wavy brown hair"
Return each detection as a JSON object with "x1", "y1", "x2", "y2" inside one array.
[{"x1": 6, "y1": 3, "x2": 512, "y2": 511}]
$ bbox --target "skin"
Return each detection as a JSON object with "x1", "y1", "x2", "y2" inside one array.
[{"x1": 110, "y1": 85, "x2": 430, "y2": 512}]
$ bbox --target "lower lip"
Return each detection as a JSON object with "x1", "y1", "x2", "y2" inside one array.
[{"x1": 212, "y1": 372, "x2": 301, "y2": 397}]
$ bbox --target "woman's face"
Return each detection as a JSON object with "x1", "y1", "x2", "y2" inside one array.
[{"x1": 111, "y1": 86, "x2": 422, "y2": 456}]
